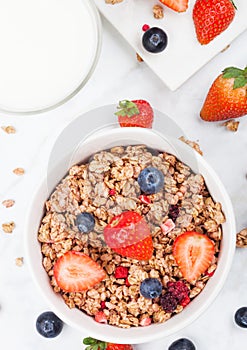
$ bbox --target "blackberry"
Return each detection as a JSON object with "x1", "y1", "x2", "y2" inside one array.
[
  {"x1": 168, "y1": 204, "x2": 180, "y2": 221},
  {"x1": 160, "y1": 292, "x2": 178, "y2": 313}
]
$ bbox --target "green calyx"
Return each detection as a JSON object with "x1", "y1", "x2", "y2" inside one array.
[
  {"x1": 230, "y1": 0, "x2": 237, "y2": 10},
  {"x1": 115, "y1": 100, "x2": 140, "y2": 117},
  {"x1": 222, "y1": 66, "x2": 247, "y2": 89},
  {"x1": 83, "y1": 337, "x2": 107, "y2": 350}
]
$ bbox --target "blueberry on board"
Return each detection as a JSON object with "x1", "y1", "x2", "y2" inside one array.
[
  {"x1": 168, "y1": 338, "x2": 196, "y2": 350},
  {"x1": 36, "y1": 311, "x2": 63, "y2": 338},
  {"x1": 76, "y1": 212, "x2": 95, "y2": 233},
  {"x1": 235, "y1": 307, "x2": 247, "y2": 328},
  {"x1": 140, "y1": 278, "x2": 162, "y2": 299},
  {"x1": 142, "y1": 27, "x2": 168, "y2": 53},
  {"x1": 138, "y1": 167, "x2": 164, "y2": 194}
]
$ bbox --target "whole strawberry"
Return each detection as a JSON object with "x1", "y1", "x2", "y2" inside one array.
[
  {"x1": 193, "y1": 0, "x2": 236, "y2": 45},
  {"x1": 83, "y1": 337, "x2": 133, "y2": 350},
  {"x1": 200, "y1": 66, "x2": 247, "y2": 122},
  {"x1": 115, "y1": 99, "x2": 153, "y2": 128},
  {"x1": 159, "y1": 0, "x2": 188, "y2": 12}
]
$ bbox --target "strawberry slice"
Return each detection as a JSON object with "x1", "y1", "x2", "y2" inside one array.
[
  {"x1": 159, "y1": 0, "x2": 189, "y2": 12},
  {"x1": 53, "y1": 251, "x2": 106, "y2": 292},
  {"x1": 104, "y1": 211, "x2": 153, "y2": 260},
  {"x1": 173, "y1": 231, "x2": 215, "y2": 283}
]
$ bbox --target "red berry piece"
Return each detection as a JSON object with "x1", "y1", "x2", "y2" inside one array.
[
  {"x1": 115, "y1": 266, "x2": 129, "y2": 279},
  {"x1": 95, "y1": 311, "x2": 107, "y2": 324},
  {"x1": 142, "y1": 24, "x2": 150, "y2": 32},
  {"x1": 139, "y1": 194, "x2": 151, "y2": 204},
  {"x1": 109, "y1": 189, "x2": 116, "y2": 196},
  {"x1": 125, "y1": 277, "x2": 131, "y2": 287},
  {"x1": 180, "y1": 295, "x2": 191, "y2": 307},
  {"x1": 100, "y1": 301, "x2": 106, "y2": 309}
]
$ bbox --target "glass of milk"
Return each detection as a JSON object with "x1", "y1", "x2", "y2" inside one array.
[{"x1": 0, "y1": 0, "x2": 101, "y2": 113}]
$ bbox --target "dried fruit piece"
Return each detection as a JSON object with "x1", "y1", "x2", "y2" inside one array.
[{"x1": 222, "y1": 120, "x2": 240, "y2": 132}]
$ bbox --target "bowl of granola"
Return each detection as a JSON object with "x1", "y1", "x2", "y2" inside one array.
[{"x1": 25, "y1": 123, "x2": 236, "y2": 344}]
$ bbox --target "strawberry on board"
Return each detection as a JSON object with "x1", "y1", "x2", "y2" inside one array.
[
  {"x1": 159, "y1": 0, "x2": 188, "y2": 12},
  {"x1": 200, "y1": 66, "x2": 247, "y2": 122},
  {"x1": 193, "y1": 0, "x2": 236, "y2": 45},
  {"x1": 53, "y1": 251, "x2": 106, "y2": 292},
  {"x1": 115, "y1": 99, "x2": 154, "y2": 128},
  {"x1": 83, "y1": 337, "x2": 133, "y2": 350},
  {"x1": 173, "y1": 231, "x2": 215, "y2": 283},
  {"x1": 104, "y1": 211, "x2": 153, "y2": 260}
]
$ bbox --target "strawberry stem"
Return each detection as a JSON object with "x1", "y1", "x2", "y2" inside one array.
[
  {"x1": 222, "y1": 66, "x2": 247, "y2": 89},
  {"x1": 115, "y1": 100, "x2": 140, "y2": 117}
]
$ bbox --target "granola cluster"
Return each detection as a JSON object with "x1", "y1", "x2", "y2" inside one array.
[{"x1": 38, "y1": 145, "x2": 225, "y2": 328}]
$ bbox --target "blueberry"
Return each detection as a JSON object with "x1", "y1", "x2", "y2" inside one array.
[
  {"x1": 235, "y1": 307, "x2": 247, "y2": 328},
  {"x1": 140, "y1": 278, "x2": 162, "y2": 299},
  {"x1": 36, "y1": 311, "x2": 63, "y2": 338},
  {"x1": 142, "y1": 27, "x2": 168, "y2": 53},
  {"x1": 76, "y1": 212, "x2": 95, "y2": 233},
  {"x1": 168, "y1": 338, "x2": 196, "y2": 350},
  {"x1": 138, "y1": 167, "x2": 164, "y2": 194}
]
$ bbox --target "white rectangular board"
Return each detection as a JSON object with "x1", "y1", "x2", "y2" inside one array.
[{"x1": 93, "y1": 0, "x2": 247, "y2": 90}]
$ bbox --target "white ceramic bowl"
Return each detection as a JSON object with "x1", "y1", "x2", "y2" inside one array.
[{"x1": 25, "y1": 125, "x2": 236, "y2": 344}]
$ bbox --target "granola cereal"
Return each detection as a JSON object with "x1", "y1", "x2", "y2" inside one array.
[
  {"x1": 15, "y1": 257, "x2": 24, "y2": 267},
  {"x1": 2, "y1": 221, "x2": 15, "y2": 233},
  {"x1": 179, "y1": 136, "x2": 203, "y2": 156},
  {"x1": 236, "y1": 228, "x2": 247, "y2": 248},
  {"x1": 13, "y1": 168, "x2": 25, "y2": 176},
  {"x1": 153, "y1": 4, "x2": 164, "y2": 19},
  {"x1": 2, "y1": 199, "x2": 15, "y2": 208},
  {"x1": 222, "y1": 120, "x2": 240, "y2": 132},
  {"x1": 1, "y1": 125, "x2": 16, "y2": 134},
  {"x1": 38, "y1": 145, "x2": 224, "y2": 328},
  {"x1": 105, "y1": 0, "x2": 123, "y2": 4}
]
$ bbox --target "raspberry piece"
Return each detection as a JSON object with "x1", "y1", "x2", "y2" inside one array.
[
  {"x1": 142, "y1": 24, "x2": 150, "y2": 32},
  {"x1": 115, "y1": 266, "x2": 129, "y2": 279},
  {"x1": 180, "y1": 295, "x2": 191, "y2": 307},
  {"x1": 139, "y1": 195, "x2": 151, "y2": 204},
  {"x1": 160, "y1": 293, "x2": 178, "y2": 313},
  {"x1": 167, "y1": 281, "x2": 189, "y2": 302},
  {"x1": 95, "y1": 311, "x2": 107, "y2": 324},
  {"x1": 168, "y1": 204, "x2": 180, "y2": 221},
  {"x1": 100, "y1": 301, "x2": 106, "y2": 309},
  {"x1": 125, "y1": 277, "x2": 131, "y2": 287},
  {"x1": 109, "y1": 189, "x2": 116, "y2": 196}
]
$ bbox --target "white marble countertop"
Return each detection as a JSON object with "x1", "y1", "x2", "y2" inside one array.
[{"x1": 0, "y1": 12, "x2": 247, "y2": 350}]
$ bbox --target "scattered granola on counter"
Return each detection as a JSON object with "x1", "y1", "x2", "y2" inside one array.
[
  {"x1": 2, "y1": 221, "x2": 15, "y2": 234},
  {"x1": 179, "y1": 136, "x2": 203, "y2": 156},
  {"x1": 222, "y1": 120, "x2": 240, "y2": 132},
  {"x1": 2, "y1": 199, "x2": 15, "y2": 208},
  {"x1": 136, "y1": 53, "x2": 144, "y2": 62},
  {"x1": 13, "y1": 168, "x2": 25, "y2": 176},
  {"x1": 153, "y1": 4, "x2": 164, "y2": 19},
  {"x1": 236, "y1": 229, "x2": 247, "y2": 248},
  {"x1": 1, "y1": 125, "x2": 16, "y2": 134},
  {"x1": 105, "y1": 0, "x2": 123, "y2": 4},
  {"x1": 15, "y1": 257, "x2": 24, "y2": 267}
]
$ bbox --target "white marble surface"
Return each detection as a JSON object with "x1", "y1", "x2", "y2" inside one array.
[{"x1": 0, "y1": 13, "x2": 247, "y2": 350}]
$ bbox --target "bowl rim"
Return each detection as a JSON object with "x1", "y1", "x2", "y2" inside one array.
[{"x1": 24, "y1": 127, "x2": 236, "y2": 344}]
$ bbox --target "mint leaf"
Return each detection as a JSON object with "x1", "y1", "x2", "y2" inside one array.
[
  {"x1": 233, "y1": 76, "x2": 247, "y2": 89},
  {"x1": 223, "y1": 67, "x2": 244, "y2": 79},
  {"x1": 83, "y1": 337, "x2": 97, "y2": 345}
]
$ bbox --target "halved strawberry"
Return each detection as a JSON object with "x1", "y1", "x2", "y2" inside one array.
[
  {"x1": 159, "y1": 0, "x2": 189, "y2": 12},
  {"x1": 173, "y1": 231, "x2": 215, "y2": 283},
  {"x1": 53, "y1": 251, "x2": 106, "y2": 292},
  {"x1": 104, "y1": 211, "x2": 153, "y2": 260}
]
